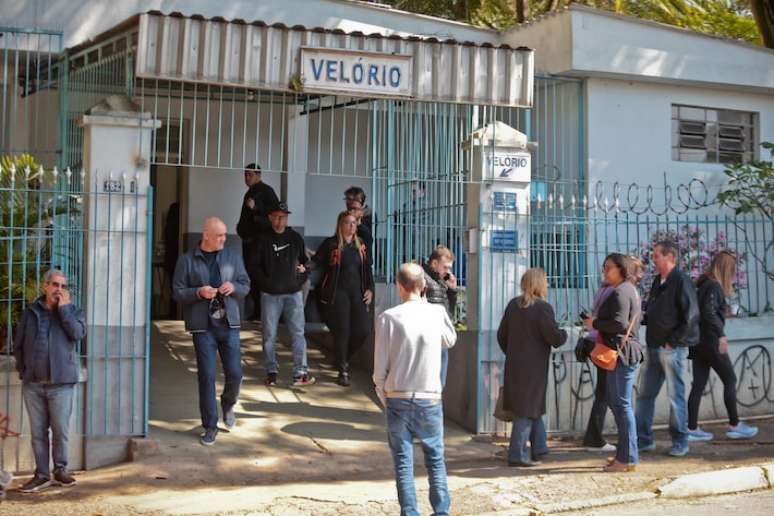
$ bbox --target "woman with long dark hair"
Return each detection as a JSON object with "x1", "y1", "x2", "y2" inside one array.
[
  {"x1": 582, "y1": 279, "x2": 616, "y2": 453},
  {"x1": 497, "y1": 268, "x2": 567, "y2": 467},
  {"x1": 583, "y1": 253, "x2": 643, "y2": 472},
  {"x1": 313, "y1": 211, "x2": 374, "y2": 386},
  {"x1": 687, "y1": 251, "x2": 757, "y2": 441}
]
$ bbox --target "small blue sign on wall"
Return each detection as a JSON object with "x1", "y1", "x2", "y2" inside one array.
[
  {"x1": 493, "y1": 192, "x2": 517, "y2": 212},
  {"x1": 491, "y1": 230, "x2": 518, "y2": 253}
]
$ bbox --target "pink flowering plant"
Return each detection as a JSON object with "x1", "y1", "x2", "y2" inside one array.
[{"x1": 634, "y1": 225, "x2": 747, "y2": 299}]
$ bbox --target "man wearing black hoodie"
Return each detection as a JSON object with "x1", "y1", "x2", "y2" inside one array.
[{"x1": 250, "y1": 203, "x2": 314, "y2": 387}]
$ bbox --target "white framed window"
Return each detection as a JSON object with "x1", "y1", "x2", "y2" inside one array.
[{"x1": 672, "y1": 104, "x2": 757, "y2": 164}]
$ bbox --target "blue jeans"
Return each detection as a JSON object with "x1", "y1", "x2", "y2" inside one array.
[
  {"x1": 261, "y1": 291, "x2": 308, "y2": 377},
  {"x1": 607, "y1": 362, "x2": 639, "y2": 464},
  {"x1": 22, "y1": 382, "x2": 75, "y2": 479},
  {"x1": 636, "y1": 346, "x2": 689, "y2": 448},
  {"x1": 508, "y1": 416, "x2": 548, "y2": 463},
  {"x1": 192, "y1": 325, "x2": 243, "y2": 430},
  {"x1": 385, "y1": 398, "x2": 449, "y2": 516}
]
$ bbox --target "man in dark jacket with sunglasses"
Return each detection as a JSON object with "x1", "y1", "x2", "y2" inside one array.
[
  {"x1": 14, "y1": 269, "x2": 85, "y2": 493},
  {"x1": 173, "y1": 217, "x2": 250, "y2": 446}
]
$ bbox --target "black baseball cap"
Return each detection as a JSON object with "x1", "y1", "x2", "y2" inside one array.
[{"x1": 269, "y1": 202, "x2": 291, "y2": 214}]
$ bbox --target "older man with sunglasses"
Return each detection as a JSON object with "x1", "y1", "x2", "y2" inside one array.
[{"x1": 14, "y1": 269, "x2": 86, "y2": 493}]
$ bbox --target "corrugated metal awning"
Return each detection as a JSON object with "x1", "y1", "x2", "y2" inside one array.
[{"x1": 135, "y1": 12, "x2": 534, "y2": 108}]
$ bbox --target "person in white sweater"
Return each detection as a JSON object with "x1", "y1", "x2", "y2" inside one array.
[{"x1": 373, "y1": 263, "x2": 457, "y2": 516}]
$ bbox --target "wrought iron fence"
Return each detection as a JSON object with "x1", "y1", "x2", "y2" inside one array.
[
  {"x1": 476, "y1": 177, "x2": 773, "y2": 433},
  {"x1": 1, "y1": 162, "x2": 152, "y2": 472}
]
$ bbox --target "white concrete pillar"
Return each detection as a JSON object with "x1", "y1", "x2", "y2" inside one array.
[
  {"x1": 460, "y1": 121, "x2": 533, "y2": 434},
  {"x1": 285, "y1": 106, "x2": 308, "y2": 231},
  {"x1": 463, "y1": 121, "x2": 532, "y2": 331},
  {"x1": 77, "y1": 95, "x2": 160, "y2": 468}
]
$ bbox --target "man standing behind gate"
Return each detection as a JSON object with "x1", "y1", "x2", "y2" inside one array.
[
  {"x1": 14, "y1": 269, "x2": 85, "y2": 493},
  {"x1": 173, "y1": 217, "x2": 250, "y2": 445},
  {"x1": 237, "y1": 163, "x2": 279, "y2": 319},
  {"x1": 374, "y1": 263, "x2": 457, "y2": 516}
]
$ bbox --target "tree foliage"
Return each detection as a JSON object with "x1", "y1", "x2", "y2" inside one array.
[
  {"x1": 717, "y1": 142, "x2": 773, "y2": 221},
  {"x1": 716, "y1": 142, "x2": 774, "y2": 282},
  {"x1": 386, "y1": 0, "x2": 766, "y2": 47}
]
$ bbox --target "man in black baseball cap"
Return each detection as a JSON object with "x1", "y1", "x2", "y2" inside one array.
[{"x1": 249, "y1": 203, "x2": 315, "y2": 386}]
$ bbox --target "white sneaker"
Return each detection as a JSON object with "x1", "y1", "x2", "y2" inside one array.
[
  {"x1": 586, "y1": 443, "x2": 616, "y2": 452},
  {"x1": 687, "y1": 427, "x2": 714, "y2": 442},
  {"x1": 727, "y1": 422, "x2": 758, "y2": 440}
]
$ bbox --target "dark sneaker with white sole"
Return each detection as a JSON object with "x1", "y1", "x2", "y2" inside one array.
[
  {"x1": 54, "y1": 469, "x2": 77, "y2": 487},
  {"x1": 292, "y1": 374, "x2": 316, "y2": 387},
  {"x1": 223, "y1": 405, "x2": 236, "y2": 429},
  {"x1": 200, "y1": 427, "x2": 218, "y2": 446},
  {"x1": 264, "y1": 373, "x2": 278, "y2": 387},
  {"x1": 19, "y1": 475, "x2": 51, "y2": 493}
]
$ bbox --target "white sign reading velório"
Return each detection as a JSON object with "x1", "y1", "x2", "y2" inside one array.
[
  {"x1": 486, "y1": 151, "x2": 531, "y2": 182},
  {"x1": 300, "y1": 47, "x2": 412, "y2": 97}
]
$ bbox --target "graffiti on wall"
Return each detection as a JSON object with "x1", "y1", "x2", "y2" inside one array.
[
  {"x1": 734, "y1": 345, "x2": 772, "y2": 407},
  {"x1": 0, "y1": 414, "x2": 19, "y2": 439},
  {"x1": 547, "y1": 343, "x2": 774, "y2": 432}
]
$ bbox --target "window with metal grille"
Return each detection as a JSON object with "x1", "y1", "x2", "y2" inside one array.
[
  {"x1": 153, "y1": 118, "x2": 186, "y2": 164},
  {"x1": 672, "y1": 105, "x2": 757, "y2": 164}
]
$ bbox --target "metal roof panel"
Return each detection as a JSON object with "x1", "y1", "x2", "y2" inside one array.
[{"x1": 135, "y1": 12, "x2": 533, "y2": 107}]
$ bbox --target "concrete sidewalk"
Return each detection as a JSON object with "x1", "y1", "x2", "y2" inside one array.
[{"x1": 2, "y1": 321, "x2": 773, "y2": 515}]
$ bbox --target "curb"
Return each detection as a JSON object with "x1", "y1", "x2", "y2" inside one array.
[
  {"x1": 657, "y1": 463, "x2": 774, "y2": 498},
  {"x1": 533, "y1": 491, "x2": 657, "y2": 514},
  {"x1": 487, "y1": 463, "x2": 774, "y2": 515}
]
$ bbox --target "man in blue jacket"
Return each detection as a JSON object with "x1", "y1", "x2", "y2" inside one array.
[
  {"x1": 173, "y1": 217, "x2": 250, "y2": 445},
  {"x1": 14, "y1": 269, "x2": 86, "y2": 493}
]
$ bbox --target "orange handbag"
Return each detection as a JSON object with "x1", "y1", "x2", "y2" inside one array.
[
  {"x1": 590, "y1": 311, "x2": 639, "y2": 371},
  {"x1": 590, "y1": 336, "x2": 618, "y2": 371}
]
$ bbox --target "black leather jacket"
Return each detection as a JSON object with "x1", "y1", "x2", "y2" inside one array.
[
  {"x1": 643, "y1": 267, "x2": 700, "y2": 348},
  {"x1": 690, "y1": 275, "x2": 727, "y2": 359},
  {"x1": 312, "y1": 237, "x2": 374, "y2": 306},
  {"x1": 422, "y1": 262, "x2": 458, "y2": 318}
]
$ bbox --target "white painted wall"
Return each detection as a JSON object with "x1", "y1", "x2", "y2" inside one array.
[
  {"x1": 585, "y1": 77, "x2": 774, "y2": 189},
  {"x1": 2, "y1": 0, "x2": 498, "y2": 50},
  {"x1": 501, "y1": 10, "x2": 572, "y2": 75},
  {"x1": 569, "y1": 7, "x2": 774, "y2": 92},
  {"x1": 184, "y1": 167, "x2": 283, "y2": 235},
  {"x1": 503, "y1": 5, "x2": 774, "y2": 93}
]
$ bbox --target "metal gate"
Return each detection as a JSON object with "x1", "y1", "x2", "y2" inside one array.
[{"x1": 1, "y1": 26, "x2": 153, "y2": 473}]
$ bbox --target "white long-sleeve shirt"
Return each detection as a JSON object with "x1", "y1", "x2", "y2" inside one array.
[{"x1": 373, "y1": 298, "x2": 457, "y2": 407}]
